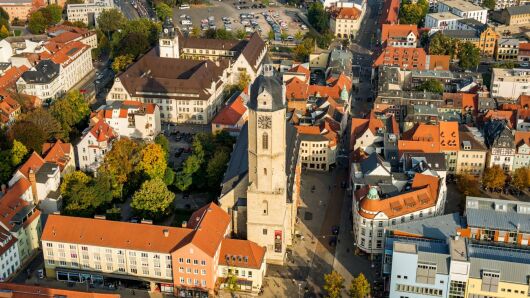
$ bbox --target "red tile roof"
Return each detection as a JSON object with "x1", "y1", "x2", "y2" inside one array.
[
  {"x1": 88, "y1": 121, "x2": 116, "y2": 142},
  {"x1": 398, "y1": 122, "x2": 459, "y2": 155},
  {"x1": 186, "y1": 202, "x2": 231, "y2": 257},
  {"x1": 17, "y1": 151, "x2": 45, "y2": 179},
  {"x1": 0, "y1": 283, "x2": 120, "y2": 298},
  {"x1": 288, "y1": 64, "x2": 310, "y2": 81},
  {"x1": 358, "y1": 173, "x2": 440, "y2": 219},
  {"x1": 42, "y1": 140, "x2": 72, "y2": 171},
  {"x1": 380, "y1": 24, "x2": 419, "y2": 46},
  {"x1": 380, "y1": 0, "x2": 400, "y2": 24},
  {"x1": 49, "y1": 31, "x2": 82, "y2": 44},
  {"x1": 0, "y1": 178, "x2": 33, "y2": 229},
  {"x1": 483, "y1": 110, "x2": 516, "y2": 128},
  {"x1": 212, "y1": 93, "x2": 247, "y2": 126},
  {"x1": 0, "y1": 66, "x2": 29, "y2": 89},
  {"x1": 50, "y1": 41, "x2": 89, "y2": 67},
  {"x1": 519, "y1": 95, "x2": 530, "y2": 109},
  {"x1": 331, "y1": 7, "x2": 362, "y2": 19},
  {"x1": 373, "y1": 46, "x2": 428, "y2": 70},
  {"x1": 0, "y1": 92, "x2": 21, "y2": 125},
  {"x1": 428, "y1": 55, "x2": 450, "y2": 70},
  {"x1": 515, "y1": 131, "x2": 530, "y2": 147},
  {"x1": 219, "y1": 239, "x2": 265, "y2": 269}
]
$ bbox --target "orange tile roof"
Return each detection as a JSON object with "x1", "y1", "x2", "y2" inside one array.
[
  {"x1": 42, "y1": 140, "x2": 72, "y2": 171},
  {"x1": 88, "y1": 120, "x2": 116, "y2": 142},
  {"x1": 380, "y1": 24, "x2": 419, "y2": 45},
  {"x1": 42, "y1": 215, "x2": 192, "y2": 253},
  {"x1": 219, "y1": 239, "x2": 265, "y2": 269},
  {"x1": 0, "y1": 92, "x2": 21, "y2": 125},
  {"x1": 373, "y1": 46, "x2": 427, "y2": 70},
  {"x1": 47, "y1": 24, "x2": 90, "y2": 35},
  {"x1": 358, "y1": 173, "x2": 440, "y2": 219},
  {"x1": 212, "y1": 93, "x2": 247, "y2": 125},
  {"x1": 288, "y1": 64, "x2": 310, "y2": 81},
  {"x1": 286, "y1": 77, "x2": 309, "y2": 100},
  {"x1": 515, "y1": 131, "x2": 530, "y2": 147},
  {"x1": 17, "y1": 151, "x2": 45, "y2": 179},
  {"x1": 0, "y1": 178, "x2": 33, "y2": 229},
  {"x1": 442, "y1": 93, "x2": 478, "y2": 114},
  {"x1": 0, "y1": 65, "x2": 29, "y2": 89},
  {"x1": 331, "y1": 7, "x2": 362, "y2": 19},
  {"x1": 186, "y1": 203, "x2": 231, "y2": 257},
  {"x1": 519, "y1": 95, "x2": 530, "y2": 109},
  {"x1": 483, "y1": 110, "x2": 516, "y2": 128},
  {"x1": 439, "y1": 121, "x2": 459, "y2": 151},
  {"x1": 519, "y1": 42, "x2": 530, "y2": 51},
  {"x1": 428, "y1": 55, "x2": 450, "y2": 70},
  {"x1": 50, "y1": 41, "x2": 89, "y2": 66},
  {"x1": 398, "y1": 122, "x2": 459, "y2": 155},
  {"x1": 49, "y1": 31, "x2": 82, "y2": 44},
  {"x1": 381, "y1": 0, "x2": 400, "y2": 24},
  {"x1": 0, "y1": 283, "x2": 120, "y2": 298}
]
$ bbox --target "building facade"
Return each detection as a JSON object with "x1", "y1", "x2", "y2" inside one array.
[
  {"x1": 75, "y1": 121, "x2": 117, "y2": 172},
  {"x1": 495, "y1": 38, "x2": 520, "y2": 61},
  {"x1": 330, "y1": 7, "x2": 363, "y2": 39},
  {"x1": 491, "y1": 68, "x2": 530, "y2": 99},
  {"x1": 66, "y1": 0, "x2": 115, "y2": 26}
]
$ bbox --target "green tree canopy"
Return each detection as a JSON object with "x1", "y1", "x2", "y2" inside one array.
[
  {"x1": 131, "y1": 178, "x2": 175, "y2": 219},
  {"x1": 61, "y1": 171, "x2": 114, "y2": 217},
  {"x1": 307, "y1": 2, "x2": 329, "y2": 33},
  {"x1": 155, "y1": 3, "x2": 172, "y2": 21},
  {"x1": 482, "y1": 0, "x2": 495, "y2": 10},
  {"x1": 0, "y1": 140, "x2": 28, "y2": 184},
  {"x1": 324, "y1": 271, "x2": 345, "y2": 298},
  {"x1": 428, "y1": 32, "x2": 459, "y2": 59},
  {"x1": 204, "y1": 28, "x2": 235, "y2": 40},
  {"x1": 415, "y1": 79, "x2": 444, "y2": 94},
  {"x1": 97, "y1": 8, "x2": 126, "y2": 37},
  {"x1": 9, "y1": 120, "x2": 47, "y2": 152},
  {"x1": 511, "y1": 167, "x2": 530, "y2": 193},
  {"x1": 40, "y1": 4, "x2": 62, "y2": 25},
  {"x1": 98, "y1": 138, "x2": 141, "y2": 198},
  {"x1": 456, "y1": 173, "x2": 481, "y2": 197},
  {"x1": 0, "y1": 25, "x2": 9, "y2": 39},
  {"x1": 155, "y1": 134, "x2": 170, "y2": 158},
  {"x1": 458, "y1": 42, "x2": 480, "y2": 70},
  {"x1": 111, "y1": 54, "x2": 134, "y2": 73},
  {"x1": 28, "y1": 11, "x2": 48, "y2": 34},
  {"x1": 22, "y1": 108, "x2": 65, "y2": 140},
  {"x1": 399, "y1": 0, "x2": 428, "y2": 25},
  {"x1": 49, "y1": 90, "x2": 90, "y2": 138},
  {"x1": 349, "y1": 273, "x2": 371, "y2": 298},
  {"x1": 293, "y1": 38, "x2": 314, "y2": 62}
]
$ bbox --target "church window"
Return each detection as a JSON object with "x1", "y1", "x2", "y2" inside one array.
[
  {"x1": 262, "y1": 200, "x2": 268, "y2": 215},
  {"x1": 262, "y1": 133, "x2": 268, "y2": 150}
]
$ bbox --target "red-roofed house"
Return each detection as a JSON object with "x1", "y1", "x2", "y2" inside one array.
[
  {"x1": 350, "y1": 111, "x2": 399, "y2": 161},
  {"x1": 91, "y1": 100, "x2": 161, "y2": 140},
  {"x1": 42, "y1": 140, "x2": 76, "y2": 175},
  {"x1": 373, "y1": 46, "x2": 428, "y2": 71},
  {"x1": 0, "y1": 65, "x2": 29, "y2": 90},
  {"x1": 514, "y1": 131, "x2": 530, "y2": 170},
  {"x1": 380, "y1": 0, "x2": 400, "y2": 24},
  {"x1": 0, "y1": 91, "x2": 21, "y2": 128},
  {"x1": 47, "y1": 24, "x2": 98, "y2": 48},
  {"x1": 41, "y1": 202, "x2": 266, "y2": 296},
  {"x1": 380, "y1": 24, "x2": 419, "y2": 48},
  {"x1": 330, "y1": 7, "x2": 363, "y2": 39},
  {"x1": 76, "y1": 121, "x2": 117, "y2": 172},
  {"x1": 211, "y1": 89, "x2": 249, "y2": 135}
]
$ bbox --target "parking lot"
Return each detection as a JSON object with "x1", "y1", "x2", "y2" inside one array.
[{"x1": 173, "y1": 2, "x2": 307, "y2": 39}]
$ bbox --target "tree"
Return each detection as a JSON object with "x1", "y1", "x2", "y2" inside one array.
[
  {"x1": 190, "y1": 26, "x2": 201, "y2": 37},
  {"x1": 97, "y1": 8, "x2": 126, "y2": 37},
  {"x1": 206, "y1": 150, "x2": 229, "y2": 190},
  {"x1": 204, "y1": 28, "x2": 234, "y2": 40},
  {"x1": 482, "y1": 0, "x2": 495, "y2": 10},
  {"x1": 163, "y1": 167, "x2": 175, "y2": 185},
  {"x1": 237, "y1": 71, "x2": 251, "y2": 91},
  {"x1": 307, "y1": 2, "x2": 329, "y2": 33},
  {"x1": 294, "y1": 30, "x2": 304, "y2": 41},
  {"x1": 324, "y1": 271, "x2": 345, "y2": 298},
  {"x1": 174, "y1": 154, "x2": 201, "y2": 191},
  {"x1": 112, "y1": 31, "x2": 150, "y2": 58},
  {"x1": 235, "y1": 29, "x2": 246, "y2": 39},
  {"x1": 456, "y1": 173, "x2": 481, "y2": 197},
  {"x1": 267, "y1": 30, "x2": 275, "y2": 41},
  {"x1": 49, "y1": 90, "x2": 90, "y2": 137},
  {"x1": 428, "y1": 32, "x2": 459, "y2": 58},
  {"x1": 66, "y1": 0, "x2": 84, "y2": 4},
  {"x1": 111, "y1": 54, "x2": 134, "y2": 72},
  {"x1": 61, "y1": 171, "x2": 91, "y2": 194},
  {"x1": 0, "y1": 25, "x2": 9, "y2": 39},
  {"x1": 10, "y1": 140, "x2": 28, "y2": 166},
  {"x1": 137, "y1": 143, "x2": 167, "y2": 180},
  {"x1": 22, "y1": 108, "x2": 65, "y2": 140},
  {"x1": 28, "y1": 11, "x2": 48, "y2": 34},
  {"x1": 41, "y1": 4, "x2": 62, "y2": 25},
  {"x1": 155, "y1": 134, "x2": 170, "y2": 158},
  {"x1": 458, "y1": 42, "x2": 480, "y2": 70},
  {"x1": 482, "y1": 165, "x2": 506, "y2": 192},
  {"x1": 131, "y1": 178, "x2": 175, "y2": 219},
  {"x1": 399, "y1": 0, "x2": 428, "y2": 26},
  {"x1": 63, "y1": 173, "x2": 114, "y2": 217},
  {"x1": 293, "y1": 38, "x2": 313, "y2": 61},
  {"x1": 280, "y1": 32, "x2": 288, "y2": 42},
  {"x1": 99, "y1": 138, "x2": 141, "y2": 186},
  {"x1": 415, "y1": 79, "x2": 444, "y2": 94},
  {"x1": 155, "y1": 3, "x2": 172, "y2": 21},
  {"x1": 349, "y1": 273, "x2": 370, "y2": 298},
  {"x1": 9, "y1": 120, "x2": 47, "y2": 152},
  {"x1": 511, "y1": 167, "x2": 530, "y2": 194}
]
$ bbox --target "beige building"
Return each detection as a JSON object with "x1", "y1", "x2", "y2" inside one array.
[
  {"x1": 66, "y1": 0, "x2": 115, "y2": 26},
  {"x1": 330, "y1": 7, "x2": 363, "y2": 39},
  {"x1": 456, "y1": 126, "x2": 487, "y2": 176},
  {"x1": 0, "y1": 0, "x2": 44, "y2": 21},
  {"x1": 491, "y1": 68, "x2": 530, "y2": 99}
]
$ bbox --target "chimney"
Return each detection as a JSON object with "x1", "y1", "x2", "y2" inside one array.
[
  {"x1": 163, "y1": 229, "x2": 169, "y2": 237},
  {"x1": 28, "y1": 169, "x2": 38, "y2": 204},
  {"x1": 181, "y1": 220, "x2": 187, "y2": 228},
  {"x1": 0, "y1": 184, "x2": 6, "y2": 195}
]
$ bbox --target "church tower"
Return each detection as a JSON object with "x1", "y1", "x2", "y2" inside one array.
[
  {"x1": 246, "y1": 63, "x2": 291, "y2": 265},
  {"x1": 159, "y1": 17, "x2": 179, "y2": 58}
]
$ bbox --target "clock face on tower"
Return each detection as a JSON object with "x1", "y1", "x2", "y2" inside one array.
[
  {"x1": 164, "y1": 28, "x2": 168, "y2": 33},
  {"x1": 258, "y1": 115, "x2": 271, "y2": 129}
]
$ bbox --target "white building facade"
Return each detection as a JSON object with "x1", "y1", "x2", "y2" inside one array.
[
  {"x1": 491, "y1": 68, "x2": 530, "y2": 99},
  {"x1": 76, "y1": 121, "x2": 116, "y2": 172}
]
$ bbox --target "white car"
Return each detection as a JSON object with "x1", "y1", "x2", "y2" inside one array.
[{"x1": 181, "y1": 19, "x2": 192, "y2": 25}]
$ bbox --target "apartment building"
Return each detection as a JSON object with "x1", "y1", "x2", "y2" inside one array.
[
  {"x1": 48, "y1": 25, "x2": 98, "y2": 49},
  {"x1": 518, "y1": 42, "x2": 530, "y2": 63},
  {"x1": 66, "y1": 0, "x2": 115, "y2": 26},
  {"x1": 456, "y1": 125, "x2": 487, "y2": 176},
  {"x1": 0, "y1": 91, "x2": 21, "y2": 128},
  {"x1": 0, "y1": 225, "x2": 20, "y2": 281},
  {"x1": 350, "y1": 111, "x2": 399, "y2": 161},
  {"x1": 76, "y1": 121, "x2": 117, "y2": 173},
  {"x1": 296, "y1": 121, "x2": 339, "y2": 171},
  {"x1": 374, "y1": 91, "x2": 444, "y2": 123},
  {"x1": 351, "y1": 152, "x2": 446, "y2": 255},
  {"x1": 90, "y1": 101, "x2": 161, "y2": 140},
  {"x1": 0, "y1": 0, "x2": 45, "y2": 21},
  {"x1": 495, "y1": 38, "x2": 520, "y2": 61},
  {"x1": 491, "y1": 68, "x2": 530, "y2": 99},
  {"x1": 437, "y1": 0, "x2": 487, "y2": 23},
  {"x1": 41, "y1": 140, "x2": 76, "y2": 176},
  {"x1": 41, "y1": 203, "x2": 266, "y2": 296},
  {"x1": 493, "y1": 5, "x2": 530, "y2": 25},
  {"x1": 211, "y1": 89, "x2": 249, "y2": 136},
  {"x1": 330, "y1": 7, "x2": 363, "y2": 39},
  {"x1": 17, "y1": 60, "x2": 61, "y2": 102},
  {"x1": 445, "y1": 22, "x2": 499, "y2": 57}
]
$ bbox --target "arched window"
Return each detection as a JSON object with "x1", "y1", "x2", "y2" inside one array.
[{"x1": 262, "y1": 132, "x2": 268, "y2": 150}]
